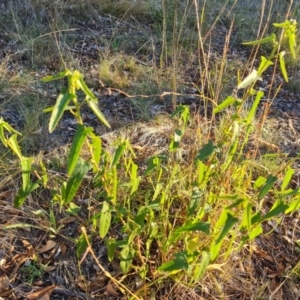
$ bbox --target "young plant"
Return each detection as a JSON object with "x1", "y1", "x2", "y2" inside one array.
[{"x1": 41, "y1": 70, "x2": 111, "y2": 210}]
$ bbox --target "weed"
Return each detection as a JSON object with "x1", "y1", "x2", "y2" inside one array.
[{"x1": 1, "y1": 1, "x2": 300, "y2": 299}]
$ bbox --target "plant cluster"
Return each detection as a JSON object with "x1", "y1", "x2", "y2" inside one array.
[{"x1": 1, "y1": 19, "x2": 300, "y2": 298}]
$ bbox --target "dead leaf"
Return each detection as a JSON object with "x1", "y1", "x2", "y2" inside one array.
[
  {"x1": 59, "y1": 242, "x2": 67, "y2": 256},
  {"x1": 26, "y1": 285, "x2": 55, "y2": 300},
  {"x1": 269, "y1": 277, "x2": 282, "y2": 300},
  {"x1": 252, "y1": 245, "x2": 274, "y2": 262},
  {"x1": 76, "y1": 274, "x2": 107, "y2": 293},
  {"x1": 57, "y1": 216, "x2": 76, "y2": 225},
  {"x1": 22, "y1": 240, "x2": 34, "y2": 257},
  {"x1": 106, "y1": 280, "x2": 120, "y2": 297},
  {"x1": 10, "y1": 255, "x2": 28, "y2": 282},
  {"x1": 0, "y1": 274, "x2": 9, "y2": 292},
  {"x1": 38, "y1": 240, "x2": 57, "y2": 253}
]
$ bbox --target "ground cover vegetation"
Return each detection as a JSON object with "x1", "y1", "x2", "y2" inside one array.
[{"x1": 0, "y1": 0, "x2": 300, "y2": 299}]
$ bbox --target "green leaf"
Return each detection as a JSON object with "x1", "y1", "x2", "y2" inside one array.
[
  {"x1": 285, "y1": 197, "x2": 300, "y2": 214},
  {"x1": 281, "y1": 167, "x2": 295, "y2": 191},
  {"x1": 111, "y1": 142, "x2": 126, "y2": 167},
  {"x1": 249, "y1": 225, "x2": 263, "y2": 240},
  {"x1": 76, "y1": 233, "x2": 90, "y2": 258},
  {"x1": 246, "y1": 90, "x2": 264, "y2": 124},
  {"x1": 215, "y1": 212, "x2": 239, "y2": 244},
  {"x1": 0, "y1": 123, "x2": 6, "y2": 146},
  {"x1": 258, "y1": 175, "x2": 277, "y2": 199},
  {"x1": 240, "y1": 202, "x2": 252, "y2": 233},
  {"x1": 21, "y1": 157, "x2": 34, "y2": 190},
  {"x1": 169, "y1": 129, "x2": 182, "y2": 151},
  {"x1": 287, "y1": 26, "x2": 297, "y2": 59},
  {"x1": 254, "y1": 176, "x2": 266, "y2": 189},
  {"x1": 188, "y1": 187, "x2": 204, "y2": 217},
  {"x1": 277, "y1": 188, "x2": 300, "y2": 198},
  {"x1": 48, "y1": 88, "x2": 75, "y2": 133},
  {"x1": 77, "y1": 76, "x2": 97, "y2": 100},
  {"x1": 260, "y1": 200, "x2": 289, "y2": 222},
  {"x1": 257, "y1": 56, "x2": 274, "y2": 74},
  {"x1": 91, "y1": 134, "x2": 102, "y2": 173},
  {"x1": 120, "y1": 245, "x2": 135, "y2": 274},
  {"x1": 242, "y1": 33, "x2": 276, "y2": 45},
  {"x1": 63, "y1": 159, "x2": 91, "y2": 204},
  {"x1": 195, "y1": 140, "x2": 217, "y2": 162},
  {"x1": 213, "y1": 96, "x2": 236, "y2": 113},
  {"x1": 0, "y1": 118, "x2": 21, "y2": 147},
  {"x1": 8, "y1": 134, "x2": 23, "y2": 159},
  {"x1": 43, "y1": 105, "x2": 76, "y2": 113},
  {"x1": 106, "y1": 238, "x2": 116, "y2": 262},
  {"x1": 273, "y1": 21, "x2": 290, "y2": 28},
  {"x1": 279, "y1": 51, "x2": 288, "y2": 83},
  {"x1": 99, "y1": 202, "x2": 112, "y2": 238},
  {"x1": 193, "y1": 252, "x2": 211, "y2": 281},
  {"x1": 14, "y1": 182, "x2": 39, "y2": 208},
  {"x1": 173, "y1": 222, "x2": 210, "y2": 235},
  {"x1": 67, "y1": 125, "x2": 93, "y2": 176},
  {"x1": 159, "y1": 251, "x2": 188, "y2": 273},
  {"x1": 251, "y1": 212, "x2": 262, "y2": 225},
  {"x1": 41, "y1": 69, "x2": 71, "y2": 82},
  {"x1": 85, "y1": 97, "x2": 110, "y2": 128},
  {"x1": 66, "y1": 202, "x2": 81, "y2": 215},
  {"x1": 38, "y1": 161, "x2": 48, "y2": 187},
  {"x1": 170, "y1": 105, "x2": 187, "y2": 118},
  {"x1": 210, "y1": 212, "x2": 238, "y2": 261}
]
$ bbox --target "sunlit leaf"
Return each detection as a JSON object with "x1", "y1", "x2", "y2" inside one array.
[
  {"x1": 242, "y1": 33, "x2": 276, "y2": 45},
  {"x1": 111, "y1": 142, "x2": 126, "y2": 167},
  {"x1": 279, "y1": 51, "x2": 288, "y2": 82},
  {"x1": 215, "y1": 212, "x2": 239, "y2": 244},
  {"x1": 254, "y1": 176, "x2": 266, "y2": 189},
  {"x1": 48, "y1": 88, "x2": 75, "y2": 133},
  {"x1": 260, "y1": 200, "x2": 288, "y2": 222},
  {"x1": 21, "y1": 157, "x2": 34, "y2": 190},
  {"x1": 285, "y1": 197, "x2": 300, "y2": 214},
  {"x1": 213, "y1": 95, "x2": 236, "y2": 113},
  {"x1": 66, "y1": 202, "x2": 81, "y2": 215},
  {"x1": 273, "y1": 21, "x2": 290, "y2": 28},
  {"x1": 41, "y1": 69, "x2": 71, "y2": 82},
  {"x1": 287, "y1": 27, "x2": 297, "y2": 59},
  {"x1": 64, "y1": 159, "x2": 91, "y2": 204},
  {"x1": 249, "y1": 225, "x2": 263, "y2": 240},
  {"x1": 258, "y1": 175, "x2": 277, "y2": 199},
  {"x1": 8, "y1": 134, "x2": 23, "y2": 160},
  {"x1": 99, "y1": 202, "x2": 112, "y2": 238},
  {"x1": 85, "y1": 97, "x2": 110, "y2": 128},
  {"x1": 193, "y1": 252, "x2": 211, "y2": 281},
  {"x1": 67, "y1": 125, "x2": 93, "y2": 176},
  {"x1": 281, "y1": 166, "x2": 295, "y2": 191},
  {"x1": 246, "y1": 90, "x2": 264, "y2": 124},
  {"x1": 257, "y1": 56, "x2": 273, "y2": 74},
  {"x1": 91, "y1": 134, "x2": 101, "y2": 173},
  {"x1": 237, "y1": 69, "x2": 262, "y2": 90}
]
